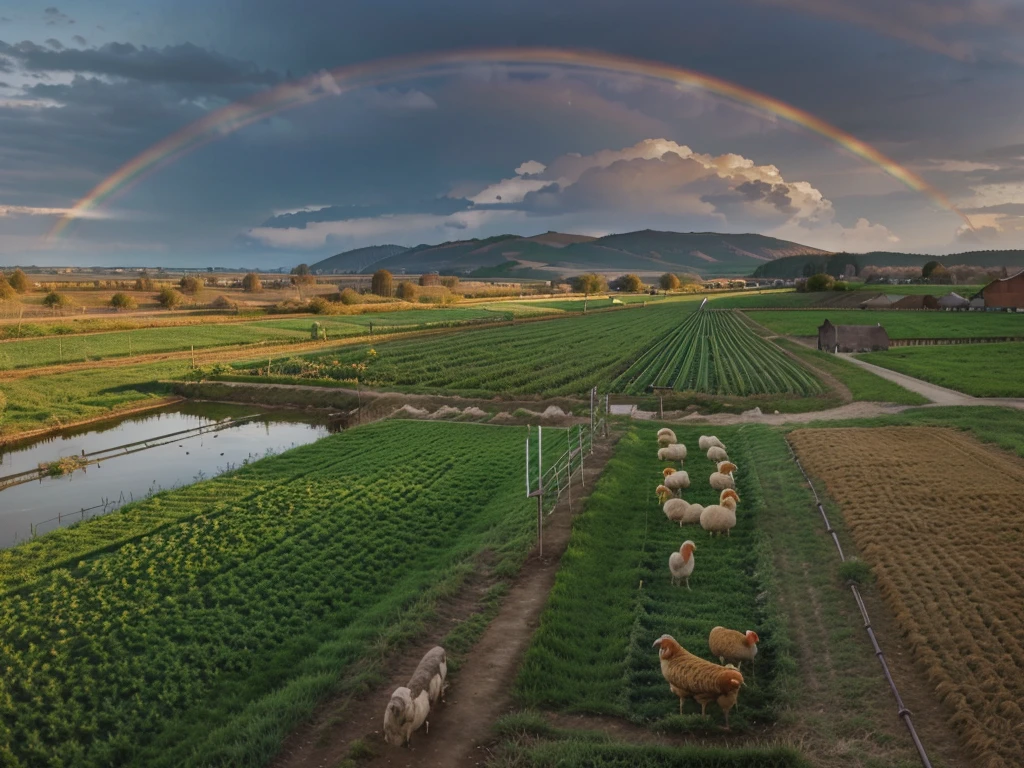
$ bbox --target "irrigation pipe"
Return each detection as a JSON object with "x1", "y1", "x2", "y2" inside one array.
[{"x1": 784, "y1": 438, "x2": 933, "y2": 768}]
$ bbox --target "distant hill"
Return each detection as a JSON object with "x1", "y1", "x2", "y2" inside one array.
[
  {"x1": 752, "y1": 249, "x2": 1024, "y2": 279},
  {"x1": 310, "y1": 230, "x2": 830, "y2": 278},
  {"x1": 310, "y1": 244, "x2": 407, "y2": 274}
]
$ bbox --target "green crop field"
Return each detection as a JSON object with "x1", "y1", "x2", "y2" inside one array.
[
  {"x1": 611, "y1": 310, "x2": 823, "y2": 396},
  {"x1": 0, "y1": 420, "x2": 535, "y2": 768},
  {"x1": 746, "y1": 309, "x2": 1024, "y2": 339},
  {"x1": 773, "y1": 339, "x2": 928, "y2": 405},
  {"x1": 858, "y1": 342, "x2": 1024, "y2": 397},
  {"x1": 515, "y1": 424, "x2": 788, "y2": 729}
]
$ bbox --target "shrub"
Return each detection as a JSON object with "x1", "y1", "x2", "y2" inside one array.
[
  {"x1": 134, "y1": 277, "x2": 155, "y2": 291},
  {"x1": 832, "y1": 281, "x2": 851, "y2": 292},
  {"x1": 418, "y1": 273, "x2": 440, "y2": 287},
  {"x1": 290, "y1": 263, "x2": 316, "y2": 286},
  {"x1": 805, "y1": 273, "x2": 835, "y2": 292},
  {"x1": 8, "y1": 268, "x2": 29, "y2": 293},
  {"x1": 573, "y1": 273, "x2": 607, "y2": 296},
  {"x1": 109, "y1": 292, "x2": 137, "y2": 310},
  {"x1": 209, "y1": 295, "x2": 235, "y2": 310},
  {"x1": 242, "y1": 272, "x2": 263, "y2": 293},
  {"x1": 659, "y1": 273, "x2": 680, "y2": 291},
  {"x1": 338, "y1": 287, "x2": 360, "y2": 305},
  {"x1": 615, "y1": 273, "x2": 645, "y2": 292},
  {"x1": 307, "y1": 296, "x2": 334, "y2": 314},
  {"x1": 396, "y1": 281, "x2": 417, "y2": 301},
  {"x1": 42, "y1": 291, "x2": 74, "y2": 309},
  {"x1": 439, "y1": 275, "x2": 459, "y2": 290},
  {"x1": 0, "y1": 279, "x2": 17, "y2": 302},
  {"x1": 156, "y1": 287, "x2": 183, "y2": 309},
  {"x1": 371, "y1": 269, "x2": 393, "y2": 297},
  {"x1": 179, "y1": 276, "x2": 203, "y2": 295}
]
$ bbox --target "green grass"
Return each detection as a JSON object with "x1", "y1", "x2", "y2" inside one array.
[
  {"x1": 857, "y1": 342, "x2": 1024, "y2": 397},
  {"x1": 772, "y1": 339, "x2": 927, "y2": 405},
  {"x1": 0, "y1": 420, "x2": 536, "y2": 768},
  {"x1": 746, "y1": 309, "x2": 1024, "y2": 339},
  {"x1": 515, "y1": 424, "x2": 791, "y2": 730}
]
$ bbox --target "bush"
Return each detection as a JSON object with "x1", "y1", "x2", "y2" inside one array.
[
  {"x1": 156, "y1": 287, "x2": 183, "y2": 309},
  {"x1": 209, "y1": 295, "x2": 235, "y2": 310},
  {"x1": 42, "y1": 291, "x2": 74, "y2": 309},
  {"x1": 419, "y1": 273, "x2": 440, "y2": 287},
  {"x1": 659, "y1": 273, "x2": 680, "y2": 291},
  {"x1": 242, "y1": 272, "x2": 263, "y2": 293},
  {"x1": 307, "y1": 296, "x2": 334, "y2": 314},
  {"x1": 134, "y1": 277, "x2": 155, "y2": 291},
  {"x1": 396, "y1": 281, "x2": 417, "y2": 301},
  {"x1": 573, "y1": 273, "x2": 607, "y2": 295},
  {"x1": 832, "y1": 281, "x2": 851, "y2": 292},
  {"x1": 439, "y1": 275, "x2": 460, "y2": 290},
  {"x1": 8, "y1": 268, "x2": 28, "y2": 293},
  {"x1": 179, "y1": 276, "x2": 203, "y2": 295},
  {"x1": 290, "y1": 263, "x2": 316, "y2": 286},
  {"x1": 109, "y1": 292, "x2": 137, "y2": 310},
  {"x1": 371, "y1": 269, "x2": 393, "y2": 297},
  {"x1": 805, "y1": 273, "x2": 835, "y2": 292},
  {"x1": 338, "y1": 287, "x2": 360, "y2": 305},
  {"x1": 0, "y1": 279, "x2": 17, "y2": 302}
]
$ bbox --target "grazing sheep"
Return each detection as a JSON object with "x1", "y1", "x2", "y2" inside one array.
[
  {"x1": 700, "y1": 495, "x2": 738, "y2": 537},
  {"x1": 658, "y1": 444, "x2": 687, "y2": 462},
  {"x1": 709, "y1": 471, "x2": 736, "y2": 491},
  {"x1": 707, "y1": 446, "x2": 729, "y2": 462},
  {"x1": 717, "y1": 461, "x2": 737, "y2": 476},
  {"x1": 656, "y1": 484, "x2": 674, "y2": 504},
  {"x1": 383, "y1": 646, "x2": 447, "y2": 746},
  {"x1": 719, "y1": 488, "x2": 740, "y2": 506},
  {"x1": 657, "y1": 428, "x2": 678, "y2": 447},
  {"x1": 663, "y1": 468, "x2": 690, "y2": 491},
  {"x1": 663, "y1": 498, "x2": 689, "y2": 525},
  {"x1": 698, "y1": 435, "x2": 725, "y2": 451}
]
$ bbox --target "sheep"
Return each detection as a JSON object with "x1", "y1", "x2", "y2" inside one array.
[
  {"x1": 717, "y1": 461, "x2": 737, "y2": 476},
  {"x1": 383, "y1": 646, "x2": 447, "y2": 746},
  {"x1": 663, "y1": 468, "x2": 690, "y2": 491},
  {"x1": 656, "y1": 484, "x2": 674, "y2": 504},
  {"x1": 709, "y1": 471, "x2": 736, "y2": 491},
  {"x1": 657, "y1": 428, "x2": 678, "y2": 447},
  {"x1": 663, "y1": 498, "x2": 689, "y2": 525},
  {"x1": 700, "y1": 495, "x2": 737, "y2": 537},
  {"x1": 658, "y1": 443, "x2": 687, "y2": 462},
  {"x1": 698, "y1": 435, "x2": 725, "y2": 451},
  {"x1": 706, "y1": 446, "x2": 729, "y2": 462}
]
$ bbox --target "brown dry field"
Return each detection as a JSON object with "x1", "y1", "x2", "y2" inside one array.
[{"x1": 790, "y1": 426, "x2": 1024, "y2": 768}]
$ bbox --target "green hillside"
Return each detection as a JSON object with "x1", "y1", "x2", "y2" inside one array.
[
  {"x1": 753, "y1": 249, "x2": 1024, "y2": 279},
  {"x1": 310, "y1": 244, "x2": 407, "y2": 273}
]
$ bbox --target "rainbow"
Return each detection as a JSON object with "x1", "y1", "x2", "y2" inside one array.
[{"x1": 49, "y1": 47, "x2": 972, "y2": 238}]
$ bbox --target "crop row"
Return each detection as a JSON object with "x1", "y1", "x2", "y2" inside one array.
[
  {"x1": 0, "y1": 420, "x2": 534, "y2": 768},
  {"x1": 610, "y1": 309, "x2": 823, "y2": 396}
]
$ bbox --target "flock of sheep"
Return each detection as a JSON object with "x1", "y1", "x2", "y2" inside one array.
[{"x1": 652, "y1": 429, "x2": 760, "y2": 728}]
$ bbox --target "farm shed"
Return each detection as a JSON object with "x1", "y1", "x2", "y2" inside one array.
[
  {"x1": 937, "y1": 292, "x2": 970, "y2": 309},
  {"x1": 892, "y1": 294, "x2": 939, "y2": 310},
  {"x1": 860, "y1": 294, "x2": 902, "y2": 309},
  {"x1": 817, "y1": 319, "x2": 890, "y2": 353},
  {"x1": 980, "y1": 269, "x2": 1024, "y2": 308}
]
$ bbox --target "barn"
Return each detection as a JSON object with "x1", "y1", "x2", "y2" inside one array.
[
  {"x1": 980, "y1": 270, "x2": 1024, "y2": 308},
  {"x1": 818, "y1": 319, "x2": 890, "y2": 353},
  {"x1": 937, "y1": 292, "x2": 970, "y2": 309}
]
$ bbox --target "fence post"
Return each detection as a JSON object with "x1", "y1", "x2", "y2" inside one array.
[
  {"x1": 579, "y1": 426, "x2": 585, "y2": 487},
  {"x1": 566, "y1": 427, "x2": 572, "y2": 512}
]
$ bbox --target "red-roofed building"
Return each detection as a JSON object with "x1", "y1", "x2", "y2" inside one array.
[{"x1": 981, "y1": 270, "x2": 1024, "y2": 308}]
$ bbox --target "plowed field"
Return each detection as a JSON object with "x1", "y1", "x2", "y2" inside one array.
[{"x1": 789, "y1": 427, "x2": 1024, "y2": 768}]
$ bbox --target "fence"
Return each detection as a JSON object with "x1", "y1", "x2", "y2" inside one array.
[
  {"x1": 786, "y1": 439, "x2": 933, "y2": 768},
  {"x1": 890, "y1": 335, "x2": 1024, "y2": 347}
]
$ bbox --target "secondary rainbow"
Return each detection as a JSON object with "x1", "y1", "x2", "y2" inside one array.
[{"x1": 48, "y1": 47, "x2": 972, "y2": 238}]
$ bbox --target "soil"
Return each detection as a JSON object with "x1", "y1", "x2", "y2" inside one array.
[{"x1": 270, "y1": 433, "x2": 621, "y2": 768}]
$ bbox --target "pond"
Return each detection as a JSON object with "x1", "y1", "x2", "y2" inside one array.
[{"x1": 0, "y1": 402, "x2": 333, "y2": 547}]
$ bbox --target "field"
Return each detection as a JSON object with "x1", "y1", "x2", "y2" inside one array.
[
  {"x1": 773, "y1": 339, "x2": 928, "y2": 405},
  {"x1": 0, "y1": 420, "x2": 535, "y2": 768},
  {"x1": 858, "y1": 342, "x2": 1024, "y2": 397},
  {"x1": 747, "y1": 309, "x2": 1024, "y2": 339},
  {"x1": 610, "y1": 310, "x2": 823, "y2": 396},
  {"x1": 789, "y1": 427, "x2": 1024, "y2": 768}
]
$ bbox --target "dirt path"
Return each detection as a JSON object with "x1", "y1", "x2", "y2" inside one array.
[{"x1": 271, "y1": 435, "x2": 620, "y2": 768}]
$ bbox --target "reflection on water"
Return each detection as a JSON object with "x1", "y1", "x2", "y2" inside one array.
[{"x1": 0, "y1": 402, "x2": 333, "y2": 547}]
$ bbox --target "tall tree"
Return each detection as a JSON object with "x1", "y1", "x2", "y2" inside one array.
[
  {"x1": 573, "y1": 273, "x2": 607, "y2": 296},
  {"x1": 659, "y1": 273, "x2": 681, "y2": 291},
  {"x1": 8, "y1": 268, "x2": 29, "y2": 293}
]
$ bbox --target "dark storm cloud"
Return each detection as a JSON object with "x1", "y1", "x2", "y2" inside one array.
[
  {"x1": 44, "y1": 39, "x2": 63, "y2": 50},
  {"x1": 72, "y1": 35, "x2": 87, "y2": 46},
  {"x1": 0, "y1": 40, "x2": 281, "y2": 87},
  {"x1": 733, "y1": 180, "x2": 797, "y2": 214},
  {"x1": 0, "y1": 55, "x2": 13, "y2": 72}
]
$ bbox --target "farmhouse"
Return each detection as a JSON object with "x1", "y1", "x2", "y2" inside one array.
[
  {"x1": 980, "y1": 269, "x2": 1024, "y2": 308},
  {"x1": 817, "y1": 319, "x2": 890, "y2": 353}
]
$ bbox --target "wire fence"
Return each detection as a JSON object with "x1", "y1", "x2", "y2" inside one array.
[{"x1": 785, "y1": 438, "x2": 933, "y2": 768}]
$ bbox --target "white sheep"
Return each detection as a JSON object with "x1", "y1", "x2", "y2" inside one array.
[
  {"x1": 706, "y1": 446, "x2": 729, "y2": 462},
  {"x1": 669, "y1": 540, "x2": 696, "y2": 589},
  {"x1": 709, "y1": 461, "x2": 737, "y2": 491},
  {"x1": 662, "y1": 468, "x2": 690, "y2": 491},
  {"x1": 700, "y1": 495, "x2": 738, "y2": 537},
  {"x1": 717, "y1": 460, "x2": 737, "y2": 476},
  {"x1": 657, "y1": 428, "x2": 678, "y2": 447},
  {"x1": 383, "y1": 646, "x2": 447, "y2": 746},
  {"x1": 663, "y1": 498, "x2": 689, "y2": 525},
  {"x1": 658, "y1": 443, "x2": 687, "y2": 462},
  {"x1": 699, "y1": 435, "x2": 725, "y2": 451}
]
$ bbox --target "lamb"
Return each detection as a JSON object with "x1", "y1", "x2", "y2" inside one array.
[
  {"x1": 706, "y1": 446, "x2": 729, "y2": 462},
  {"x1": 657, "y1": 428, "x2": 678, "y2": 447},
  {"x1": 698, "y1": 435, "x2": 725, "y2": 451},
  {"x1": 662, "y1": 467, "x2": 690, "y2": 491},
  {"x1": 658, "y1": 443, "x2": 687, "y2": 462},
  {"x1": 383, "y1": 646, "x2": 447, "y2": 746},
  {"x1": 700, "y1": 494, "x2": 738, "y2": 537},
  {"x1": 669, "y1": 540, "x2": 696, "y2": 588},
  {"x1": 708, "y1": 626, "x2": 759, "y2": 672},
  {"x1": 709, "y1": 470, "x2": 736, "y2": 491}
]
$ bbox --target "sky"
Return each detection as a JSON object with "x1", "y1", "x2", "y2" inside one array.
[{"x1": 2, "y1": 0, "x2": 1024, "y2": 268}]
